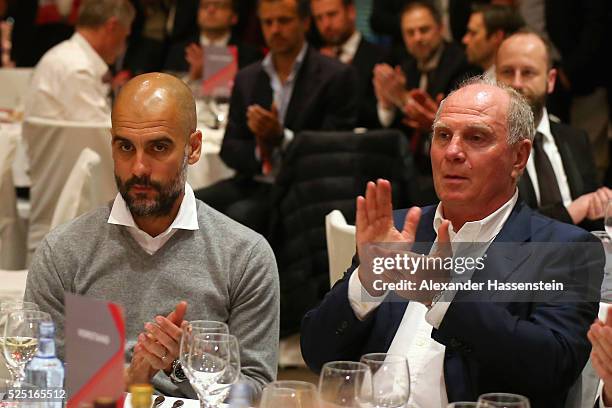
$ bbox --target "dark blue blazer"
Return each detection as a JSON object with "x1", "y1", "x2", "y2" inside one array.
[{"x1": 301, "y1": 201, "x2": 604, "y2": 407}]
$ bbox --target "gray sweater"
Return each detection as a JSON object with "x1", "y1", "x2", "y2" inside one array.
[{"x1": 24, "y1": 200, "x2": 280, "y2": 397}]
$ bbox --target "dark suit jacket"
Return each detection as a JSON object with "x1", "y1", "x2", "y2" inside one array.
[
  {"x1": 369, "y1": 0, "x2": 485, "y2": 44},
  {"x1": 162, "y1": 33, "x2": 262, "y2": 73},
  {"x1": 349, "y1": 37, "x2": 387, "y2": 129},
  {"x1": 399, "y1": 41, "x2": 475, "y2": 99},
  {"x1": 518, "y1": 119, "x2": 600, "y2": 230},
  {"x1": 301, "y1": 201, "x2": 604, "y2": 407},
  {"x1": 220, "y1": 46, "x2": 359, "y2": 176}
]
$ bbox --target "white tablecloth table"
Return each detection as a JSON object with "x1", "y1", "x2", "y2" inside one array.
[
  {"x1": 124, "y1": 394, "x2": 223, "y2": 408},
  {"x1": 186, "y1": 123, "x2": 234, "y2": 191}
]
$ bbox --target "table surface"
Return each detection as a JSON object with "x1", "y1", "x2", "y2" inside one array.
[{"x1": 124, "y1": 393, "x2": 224, "y2": 408}]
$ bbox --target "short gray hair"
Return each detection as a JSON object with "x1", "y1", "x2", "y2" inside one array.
[
  {"x1": 434, "y1": 75, "x2": 535, "y2": 144},
  {"x1": 77, "y1": 0, "x2": 135, "y2": 28}
]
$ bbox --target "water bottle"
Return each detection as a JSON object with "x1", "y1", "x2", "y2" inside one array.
[
  {"x1": 226, "y1": 382, "x2": 252, "y2": 408},
  {"x1": 25, "y1": 321, "x2": 64, "y2": 408}
]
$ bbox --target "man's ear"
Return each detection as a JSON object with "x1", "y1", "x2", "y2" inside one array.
[
  {"x1": 511, "y1": 138, "x2": 531, "y2": 180},
  {"x1": 187, "y1": 130, "x2": 202, "y2": 165},
  {"x1": 546, "y1": 68, "x2": 557, "y2": 95}
]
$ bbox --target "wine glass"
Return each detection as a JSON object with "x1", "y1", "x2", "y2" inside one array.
[
  {"x1": 260, "y1": 381, "x2": 319, "y2": 408},
  {"x1": 179, "y1": 320, "x2": 229, "y2": 384},
  {"x1": 318, "y1": 361, "x2": 372, "y2": 407},
  {"x1": 187, "y1": 333, "x2": 240, "y2": 408},
  {"x1": 360, "y1": 353, "x2": 410, "y2": 407},
  {"x1": 476, "y1": 393, "x2": 530, "y2": 408},
  {"x1": 3, "y1": 310, "x2": 51, "y2": 387},
  {"x1": 447, "y1": 403, "x2": 478, "y2": 408},
  {"x1": 0, "y1": 301, "x2": 38, "y2": 383},
  {"x1": 605, "y1": 200, "x2": 612, "y2": 240}
]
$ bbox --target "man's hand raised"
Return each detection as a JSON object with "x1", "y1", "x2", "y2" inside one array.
[{"x1": 356, "y1": 179, "x2": 451, "y2": 304}]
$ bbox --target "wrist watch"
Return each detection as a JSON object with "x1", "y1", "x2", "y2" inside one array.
[{"x1": 169, "y1": 359, "x2": 187, "y2": 384}]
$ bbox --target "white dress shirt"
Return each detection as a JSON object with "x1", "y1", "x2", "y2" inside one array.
[
  {"x1": 525, "y1": 109, "x2": 572, "y2": 207},
  {"x1": 348, "y1": 190, "x2": 519, "y2": 407},
  {"x1": 336, "y1": 31, "x2": 361, "y2": 64},
  {"x1": 25, "y1": 32, "x2": 111, "y2": 123},
  {"x1": 200, "y1": 32, "x2": 231, "y2": 47},
  {"x1": 107, "y1": 183, "x2": 199, "y2": 255}
]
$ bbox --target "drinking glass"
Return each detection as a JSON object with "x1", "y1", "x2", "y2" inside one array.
[
  {"x1": 318, "y1": 361, "x2": 372, "y2": 407},
  {"x1": 360, "y1": 353, "x2": 410, "y2": 407},
  {"x1": 605, "y1": 200, "x2": 612, "y2": 240},
  {"x1": 476, "y1": 393, "x2": 530, "y2": 408},
  {"x1": 0, "y1": 301, "x2": 38, "y2": 383},
  {"x1": 186, "y1": 333, "x2": 240, "y2": 408},
  {"x1": 179, "y1": 320, "x2": 229, "y2": 383},
  {"x1": 3, "y1": 310, "x2": 51, "y2": 387},
  {"x1": 260, "y1": 381, "x2": 319, "y2": 408}
]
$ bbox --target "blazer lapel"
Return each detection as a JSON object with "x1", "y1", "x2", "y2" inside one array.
[
  {"x1": 254, "y1": 68, "x2": 273, "y2": 110},
  {"x1": 283, "y1": 47, "x2": 316, "y2": 129},
  {"x1": 480, "y1": 202, "x2": 533, "y2": 285}
]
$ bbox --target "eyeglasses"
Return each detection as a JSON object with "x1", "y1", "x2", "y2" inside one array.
[{"x1": 200, "y1": 0, "x2": 232, "y2": 10}]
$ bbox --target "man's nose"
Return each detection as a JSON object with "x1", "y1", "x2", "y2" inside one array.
[
  {"x1": 445, "y1": 136, "x2": 466, "y2": 161},
  {"x1": 131, "y1": 151, "x2": 151, "y2": 178},
  {"x1": 511, "y1": 71, "x2": 524, "y2": 90}
]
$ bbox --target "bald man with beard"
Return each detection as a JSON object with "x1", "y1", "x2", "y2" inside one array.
[{"x1": 24, "y1": 73, "x2": 280, "y2": 398}]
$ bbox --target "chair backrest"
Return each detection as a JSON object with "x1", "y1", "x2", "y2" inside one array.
[
  {"x1": 274, "y1": 129, "x2": 417, "y2": 335},
  {"x1": 0, "y1": 128, "x2": 26, "y2": 269},
  {"x1": 22, "y1": 117, "x2": 116, "y2": 259},
  {"x1": 0, "y1": 68, "x2": 34, "y2": 109},
  {"x1": 564, "y1": 302, "x2": 610, "y2": 408},
  {"x1": 50, "y1": 148, "x2": 103, "y2": 229},
  {"x1": 325, "y1": 210, "x2": 356, "y2": 287}
]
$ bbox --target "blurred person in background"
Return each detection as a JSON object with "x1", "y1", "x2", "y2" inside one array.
[
  {"x1": 495, "y1": 30, "x2": 612, "y2": 230},
  {"x1": 194, "y1": 0, "x2": 358, "y2": 235},
  {"x1": 461, "y1": 3, "x2": 523, "y2": 76},
  {"x1": 310, "y1": 0, "x2": 386, "y2": 128},
  {"x1": 163, "y1": 0, "x2": 262, "y2": 80},
  {"x1": 24, "y1": 0, "x2": 134, "y2": 122}
]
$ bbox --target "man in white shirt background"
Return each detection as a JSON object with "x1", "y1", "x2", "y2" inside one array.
[
  {"x1": 301, "y1": 76, "x2": 604, "y2": 406},
  {"x1": 24, "y1": 0, "x2": 134, "y2": 123},
  {"x1": 495, "y1": 29, "x2": 612, "y2": 230}
]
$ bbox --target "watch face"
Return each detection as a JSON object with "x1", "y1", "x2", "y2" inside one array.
[{"x1": 174, "y1": 362, "x2": 187, "y2": 381}]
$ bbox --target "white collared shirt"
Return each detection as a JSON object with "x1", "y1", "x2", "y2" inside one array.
[
  {"x1": 200, "y1": 32, "x2": 231, "y2": 47},
  {"x1": 336, "y1": 31, "x2": 361, "y2": 65},
  {"x1": 525, "y1": 109, "x2": 572, "y2": 207},
  {"x1": 255, "y1": 43, "x2": 308, "y2": 180},
  {"x1": 25, "y1": 32, "x2": 111, "y2": 123},
  {"x1": 107, "y1": 183, "x2": 199, "y2": 255},
  {"x1": 598, "y1": 380, "x2": 611, "y2": 408},
  {"x1": 348, "y1": 190, "x2": 519, "y2": 407}
]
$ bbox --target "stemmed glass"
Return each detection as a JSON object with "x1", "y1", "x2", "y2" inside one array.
[
  {"x1": 476, "y1": 393, "x2": 530, "y2": 408},
  {"x1": 208, "y1": 87, "x2": 230, "y2": 129},
  {"x1": 360, "y1": 353, "x2": 410, "y2": 407},
  {"x1": 318, "y1": 361, "x2": 372, "y2": 407},
  {"x1": 605, "y1": 200, "x2": 612, "y2": 240},
  {"x1": 186, "y1": 332, "x2": 240, "y2": 408},
  {"x1": 3, "y1": 310, "x2": 51, "y2": 387},
  {"x1": 0, "y1": 301, "x2": 38, "y2": 384},
  {"x1": 179, "y1": 320, "x2": 229, "y2": 384},
  {"x1": 260, "y1": 381, "x2": 319, "y2": 408}
]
